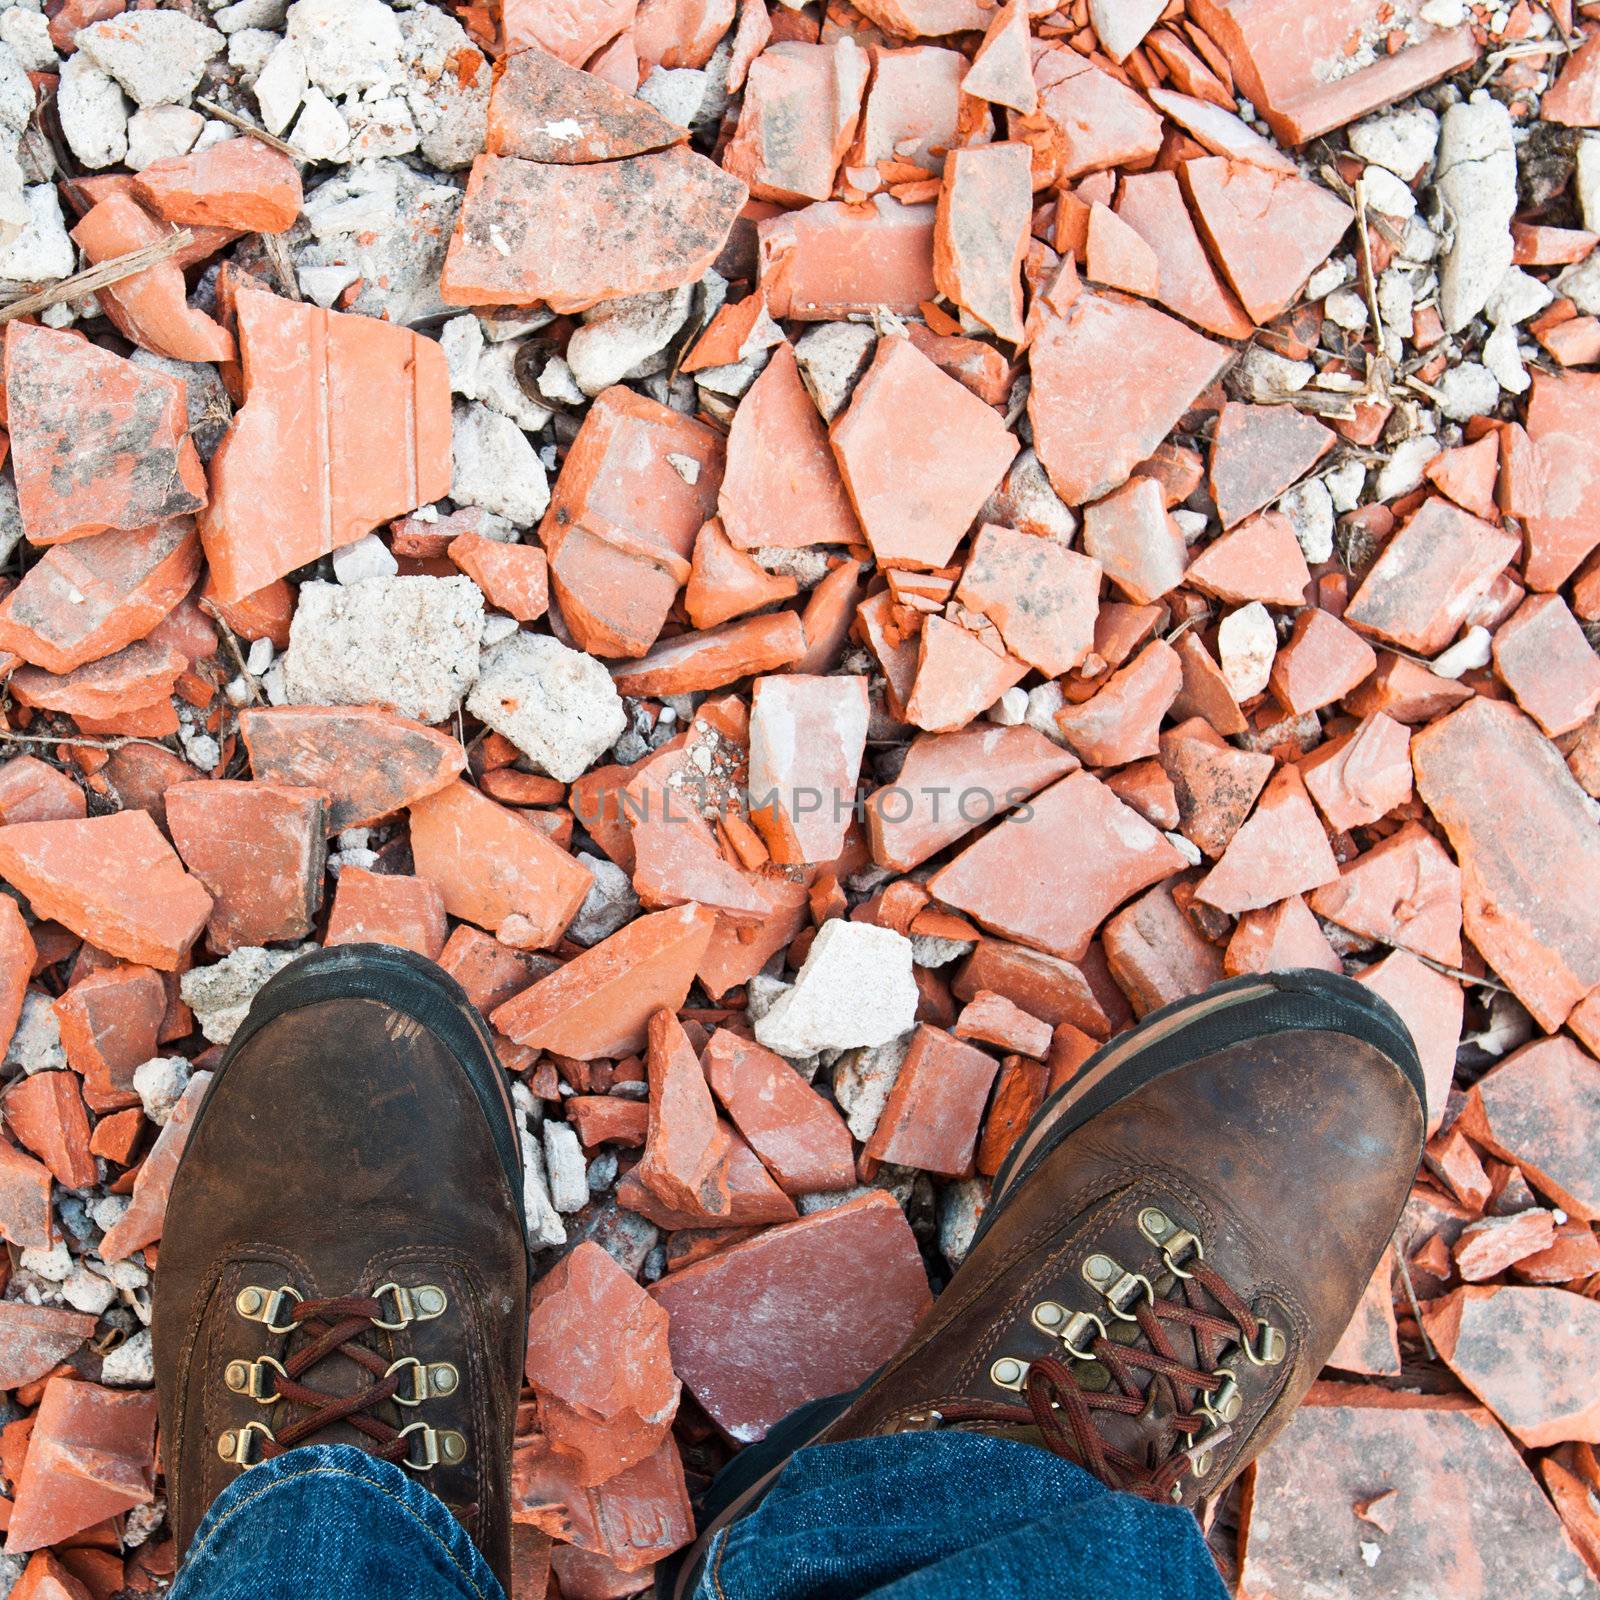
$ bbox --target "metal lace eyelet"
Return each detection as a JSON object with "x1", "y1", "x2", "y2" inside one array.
[
  {"x1": 217, "y1": 1420, "x2": 275, "y2": 1466},
  {"x1": 989, "y1": 1356, "x2": 1030, "y2": 1392},
  {"x1": 235, "y1": 1286, "x2": 302, "y2": 1334},
  {"x1": 1201, "y1": 1369, "x2": 1241, "y2": 1425},
  {"x1": 224, "y1": 1355, "x2": 287, "y2": 1404},
  {"x1": 1243, "y1": 1319, "x2": 1287, "y2": 1366},
  {"x1": 372, "y1": 1282, "x2": 448, "y2": 1330},
  {"x1": 386, "y1": 1356, "x2": 460, "y2": 1406},
  {"x1": 1083, "y1": 1255, "x2": 1155, "y2": 1322},
  {"x1": 398, "y1": 1421, "x2": 467, "y2": 1470},
  {"x1": 1138, "y1": 1208, "x2": 1204, "y2": 1278}
]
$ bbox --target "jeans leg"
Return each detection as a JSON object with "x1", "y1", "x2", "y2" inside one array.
[
  {"x1": 690, "y1": 1433, "x2": 1228, "y2": 1600},
  {"x1": 169, "y1": 1444, "x2": 505, "y2": 1600}
]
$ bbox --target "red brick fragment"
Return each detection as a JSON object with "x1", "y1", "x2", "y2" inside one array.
[
  {"x1": 0, "y1": 1304, "x2": 97, "y2": 1391},
  {"x1": 500, "y1": 0, "x2": 634, "y2": 64},
  {"x1": 8, "y1": 638, "x2": 184, "y2": 723},
  {"x1": 240, "y1": 705, "x2": 465, "y2": 833},
  {"x1": 1159, "y1": 724, "x2": 1274, "y2": 858},
  {"x1": 0, "y1": 1136, "x2": 54, "y2": 1248},
  {"x1": 1224, "y1": 894, "x2": 1340, "y2": 977},
  {"x1": 324, "y1": 868, "x2": 447, "y2": 959},
  {"x1": 201, "y1": 284, "x2": 450, "y2": 604},
  {"x1": 1310, "y1": 820, "x2": 1463, "y2": 966},
  {"x1": 0, "y1": 897, "x2": 34, "y2": 1059},
  {"x1": 0, "y1": 812, "x2": 210, "y2": 970},
  {"x1": 955, "y1": 523, "x2": 1101, "y2": 677},
  {"x1": 703, "y1": 1028, "x2": 854, "y2": 1195},
  {"x1": 1056, "y1": 641, "x2": 1182, "y2": 767},
  {"x1": 1269, "y1": 607, "x2": 1378, "y2": 714},
  {"x1": 619, "y1": 1120, "x2": 795, "y2": 1231},
  {"x1": 1103, "y1": 877, "x2": 1226, "y2": 1016},
  {"x1": 5, "y1": 324, "x2": 206, "y2": 545},
  {"x1": 492, "y1": 904, "x2": 715, "y2": 1061},
  {"x1": 486, "y1": 45, "x2": 686, "y2": 162},
  {"x1": 684, "y1": 520, "x2": 798, "y2": 629},
  {"x1": 3, "y1": 1378, "x2": 156, "y2": 1552},
  {"x1": 1031, "y1": 50, "x2": 1163, "y2": 184},
  {"x1": 1452, "y1": 1209, "x2": 1558, "y2": 1282},
  {"x1": 441, "y1": 149, "x2": 746, "y2": 312},
  {"x1": 1517, "y1": 372, "x2": 1600, "y2": 592},
  {"x1": 0, "y1": 757, "x2": 86, "y2": 826},
  {"x1": 1326, "y1": 1248, "x2": 1400, "y2": 1377},
  {"x1": 3, "y1": 1071, "x2": 94, "y2": 1188},
  {"x1": 747, "y1": 674, "x2": 867, "y2": 866},
  {"x1": 448, "y1": 534, "x2": 548, "y2": 624},
  {"x1": 609, "y1": 613, "x2": 805, "y2": 697},
  {"x1": 1194, "y1": 764, "x2": 1337, "y2": 915},
  {"x1": 934, "y1": 142, "x2": 1031, "y2": 344},
  {"x1": 1354, "y1": 950, "x2": 1460, "y2": 1135},
  {"x1": 53, "y1": 964, "x2": 165, "y2": 1096},
  {"x1": 1299, "y1": 712, "x2": 1413, "y2": 831},
  {"x1": 133, "y1": 137, "x2": 301, "y2": 232},
  {"x1": 1080, "y1": 476, "x2": 1188, "y2": 605},
  {"x1": 758, "y1": 196, "x2": 938, "y2": 322},
  {"x1": 951, "y1": 990, "x2": 1052, "y2": 1059},
  {"x1": 903, "y1": 615, "x2": 1027, "y2": 734},
  {"x1": 1491, "y1": 593, "x2": 1600, "y2": 737},
  {"x1": 524, "y1": 1241, "x2": 679, "y2": 1487},
  {"x1": 1424, "y1": 432, "x2": 1500, "y2": 518},
  {"x1": 962, "y1": 0, "x2": 1035, "y2": 114},
  {"x1": 637, "y1": 1009, "x2": 728, "y2": 1218},
  {"x1": 1084, "y1": 203, "x2": 1159, "y2": 299},
  {"x1": 864, "y1": 1022, "x2": 1000, "y2": 1178},
  {"x1": 1542, "y1": 27, "x2": 1600, "y2": 125},
  {"x1": 1207, "y1": 402, "x2": 1335, "y2": 530},
  {"x1": 648, "y1": 1192, "x2": 931, "y2": 1443}
]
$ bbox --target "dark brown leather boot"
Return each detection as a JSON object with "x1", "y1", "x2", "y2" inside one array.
[
  {"x1": 152, "y1": 945, "x2": 529, "y2": 1590},
  {"x1": 673, "y1": 969, "x2": 1424, "y2": 1592}
]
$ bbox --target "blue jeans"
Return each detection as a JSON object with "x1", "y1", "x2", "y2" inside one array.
[{"x1": 170, "y1": 1436, "x2": 1225, "y2": 1600}]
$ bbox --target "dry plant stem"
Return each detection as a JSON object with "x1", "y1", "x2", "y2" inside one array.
[
  {"x1": 0, "y1": 231, "x2": 197, "y2": 322},
  {"x1": 195, "y1": 97, "x2": 301, "y2": 158},
  {"x1": 0, "y1": 728, "x2": 176, "y2": 755}
]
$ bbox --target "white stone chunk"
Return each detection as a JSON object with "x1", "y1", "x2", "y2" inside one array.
[
  {"x1": 451, "y1": 400, "x2": 548, "y2": 525},
  {"x1": 181, "y1": 946, "x2": 308, "y2": 1045},
  {"x1": 133, "y1": 1056, "x2": 191, "y2": 1125},
  {"x1": 1217, "y1": 601, "x2": 1276, "y2": 701},
  {"x1": 57, "y1": 52, "x2": 129, "y2": 168},
  {"x1": 1434, "y1": 95, "x2": 1516, "y2": 333},
  {"x1": 285, "y1": 0, "x2": 403, "y2": 97},
  {"x1": 567, "y1": 852, "x2": 640, "y2": 946},
  {"x1": 755, "y1": 921, "x2": 919, "y2": 1058},
  {"x1": 77, "y1": 11, "x2": 225, "y2": 107},
  {"x1": 542, "y1": 1120, "x2": 588, "y2": 1214},
  {"x1": 254, "y1": 36, "x2": 307, "y2": 134},
  {"x1": 567, "y1": 286, "x2": 693, "y2": 398},
  {"x1": 331, "y1": 531, "x2": 400, "y2": 584}
]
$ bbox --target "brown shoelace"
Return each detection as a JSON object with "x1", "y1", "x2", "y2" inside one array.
[
  {"x1": 941, "y1": 1262, "x2": 1260, "y2": 1501},
  {"x1": 255, "y1": 1294, "x2": 411, "y2": 1462}
]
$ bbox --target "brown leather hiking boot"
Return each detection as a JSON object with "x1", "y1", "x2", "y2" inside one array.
[
  {"x1": 151, "y1": 945, "x2": 529, "y2": 1589},
  {"x1": 672, "y1": 969, "x2": 1424, "y2": 1592}
]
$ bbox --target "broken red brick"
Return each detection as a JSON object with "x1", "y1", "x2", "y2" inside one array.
[
  {"x1": 165, "y1": 781, "x2": 326, "y2": 951},
  {"x1": 609, "y1": 612, "x2": 806, "y2": 697},
  {"x1": 540, "y1": 385, "x2": 723, "y2": 658},
  {"x1": 3, "y1": 1070, "x2": 95, "y2": 1189},
  {"x1": 448, "y1": 533, "x2": 548, "y2": 624},
  {"x1": 1517, "y1": 371, "x2": 1600, "y2": 592},
  {"x1": 0, "y1": 1304, "x2": 98, "y2": 1392},
  {"x1": 324, "y1": 867, "x2": 447, "y2": 959},
  {"x1": 1224, "y1": 893, "x2": 1341, "y2": 977},
  {"x1": 1158, "y1": 721, "x2": 1274, "y2": 858},
  {"x1": 962, "y1": 0, "x2": 1035, "y2": 114},
  {"x1": 831, "y1": 336, "x2": 1019, "y2": 569},
  {"x1": 1424, "y1": 432, "x2": 1501, "y2": 519},
  {"x1": 703, "y1": 1028, "x2": 855, "y2": 1195},
  {"x1": 1354, "y1": 949, "x2": 1461, "y2": 1135},
  {"x1": 500, "y1": 0, "x2": 634, "y2": 64},
  {"x1": 487, "y1": 45, "x2": 686, "y2": 163},
  {"x1": 1310, "y1": 820, "x2": 1463, "y2": 967},
  {"x1": 132, "y1": 136, "x2": 301, "y2": 231},
  {"x1": 442, "y1": 148, "x2": 746, "y2": 312},
  {"x1": 1453, "y1": 1208, "x2": 1558, "y2": 1282},
  {"x1": 1326, "y1": 1248, "x2": 1401, "y2": 1377},
  {"x1": 201, "y1": 283, "x2": 451, "y2": 604},
  {"x1": 1080, "y1": 475, "x2": 1189, "y2": 605},
  {"x1": 0, "y1": 1135, "x2": 53, "y2": 1249},
  {"x1": 1031, "y1": 290, "x2": 1230, "y2": 507},
  {"x1": 724, "y1": 38, "x2": 868, "y2": 205},
  {"x1": 524, "y1": 1241, "x2": 680, "y2": 1486},
  {"x1": 1103, "y1": 877, "x2": 1226, "y2": 1016},
  {"x1": 1208, "y1": 402, "x2": 1335, "y2": 530},
  {"x1": 492, "y1": 903, "x2": 715, "y2": 1061},
  {"x1": 1491, "y1": 593, "x2": 1600, "y2": 737},
  {"x1": 933, "y1": 141, "x2": 1032, "y2": 344},
  {"x1": 620, "y1": 1119, "x2": 796, "y2": 1232},
  {"x1": 4, "y1": 324, "x2": 207, "y2": 544},
  {"x1": 1031, "y1": 50, "x2": 1164, "y2": 184},
  {"x1": 951, "y1": 990, "x2": 1053, "y2": 1059},
  {"x1": 903, "y1": 614, "x2": 1028, "y2": 734},
  {"x1": 758, "y1": 196, "x2": 938, "y2": 322},
  {"x1": 684, "y1": 519, "x2": 799, "y2": 629},
  {"x1": 955, "y1": 523, "x2": 1101, "y2": 677},
  {"x1": 1299, "y1": 712, "x2": 1413, "y2": 832},
  {"x1": 240, "y1": 705, "x2": 465, "y2": 834},
  {"x1": 637, "y1": 1008, "x2": 729, "y2": 1219},
  {"x1": 1346, "y1": 496, "x2": 1522, "y2": 655},
  {"x1": 648, "y1": 1191, "x2": 931, "y2": 1442},
  {"x1": 1056, "y1": 641, "x2": 1182, "y2": 767},
  {"x1": 0, "y1": 757, "x2": 87, "y2": 827},
  {"x1": 8, "y1": 637, "x2": 185, "y2": 724},
  {"x1": 931, "y1": 771, "x2": 1185, "y2": 961},
  {"x1": 718, "y1": 342, "x2": 860, "y2": 552},
  {"x1": 1541, "y1": 26, "x2": 1600, "y2": 125},
  {"x1": 1195, "y1": 763, "x2": 1338, "y2": 915},
  {"x1": 1413, "y1": 697, "x2": 1600, "y2": 1030},
  {"x1": 53, "y1": 963, "x2": 166, "y2": 1097},
  {"x1": 2, "y1": 1377, "x2": 156, "y2": 1552},
  {"x1": 864, "y1": 1022, "x2": 1001, "y2": 1178},
  {"x1": 1269, "y1": 607, "x2": 1379, "y2": 714},
  {"x1": 1084, "y1": 202, "x2": 1160, "y2": 299},
  {"x1": 0, "y1": 812, "x2": 211, "y2": 970},
  {"x1": 747, "y1": 673, "x2": 867, "y2": 866}
]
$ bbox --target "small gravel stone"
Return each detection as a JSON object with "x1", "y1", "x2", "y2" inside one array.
[
  {"x1": 181, "y1": 946, "x2": 309, "y2": 1044},
  {"x1": 755, "y1": 921, "x2": 919, "y2": 1059},
  {"x1": 567, "y1": 852, "x2": 640, "y2": 945},
  {"x1": 133, "y1": 1056, "x2": 192, "y2": 1125},
  {"x1": 451, "y1": 400, "x2": 549, "y2": 525}
]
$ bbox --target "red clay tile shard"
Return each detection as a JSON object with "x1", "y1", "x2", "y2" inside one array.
[
  {"x1": 747, "y1": 673, "x2": 868, "y2": 866},
  {"x1": 3, "y1": 1377, "x2": 157, "y2": 1553},
  {"x1": 952, "y1": 990, "x2": 1052, "y2": 1058},
  {"x1": 1102, "y1": 878, "x2": 1226, "y2": 1017},
  {"x1": 1208, "y1": 402, "x2": 1334, "y2": 530},
  {"x1": 1518, "y1": 372, "x2": 1600, "y2": 592},
  {"x1": 1080, "y1": 475, "x2": 1188, "y2": 605},
  {"x1": 1309, "y1": 820, "x2": 1463, "y2": 967},
  {"x1": 1491, "y1": 593, "x2": 1600, "y2": 738},
  {"x1": 1453, "y1": 1209, "x2": 1558, "y2": 1282},
  {"x1": 1055, "y1": 641, "x2": 1182, "y2": 767},
  {"x1": 0, "y1": 1304, "x2": 97, "y2": 1391},
  {"x1": 1084, "y1": 203, "x2": 1159, "y2": 299},
  {"x1": 1158, "y1": 727, "x2": 1274, "y2": 858},
  {"x1": 831, "y1": 336, "x2": 1018, "y2": 570},
  {"x1": 1029, "y1": 291, "x2": 1231, "y2": 508},
  {"x1": 5, "y1": 323, "x2": 207, "y2": 546},
  {"x1": 1424, "y1": 432, "x2": 1501, "y2": 519},
  {"x1": 1239, "y1": 1387, "x2": 1596, "y2": 1600},
  {"x1": 619, "y1": 1119, "x2": 797, "y2": 1231},
  {"x1": 71, "y1": 194, "x2": 235, "y2": 365},
  {"x1": 864, "y1": 1022, "x2": 1000, "y2": 1178},
  {"x1": 849, "y1": 41, "x2": 965, "y2": 173},
  {"x1": 702, "y1": 1029, "x2": 856, "y2": 1195},
  {"x1": 8, "y1": 636, "x2": 184, "y2": 722},
  {"x1": 1342, "y1": 651, "x2": 1472, "y2": 725},
  {"x1": 240, "y1": 706, "x2": 465, "y2": 834},
  {"x1": 0, "y1": 1138, "x2": 53, "y2": 1249},
  {"x1": 931, "y1": 770, "x2": 1185, "y2": 961},
  {"x1": 325, "y1": 867, "x2": 447, "y2": 959},
  {"x1": 1413, "y1": 697, "x2": 1600, "y2": 1031},
  {"x1": 758, "y1": 195, "x2": 938, "y2": 321},
  {"x1": 486, "y1": 45, "x2": 687, "y2": 163},
  {"x1": 904, "y1": 614, "x2": 1027, "y2": 734},
  {"x1": 718, "y1": 343, "x2": 860, "y2": 552},
  {"x1": 648, "y1": 1191, "x2": 932, "y2": 1443},
  {"x1": 639, "y1": 1008, "x2": 729, "y2": 1219},
  {"x1": 0, "y1": 812, "x2": 210, "y2": 971},
  {"x1": 54, "y1": 965, "x2": 166, "y2": 1094},
  {"x1": 1355, "y1": 949, "x2": 1461, "y2": 1135},
  {"x1": 1269, "y1": 607, "x2": 1378, "y2": 715},
  {"x1": 524, "y1": 1241, "x2": 679, "y2": 1487},
  {"x1": 1185, "y1": 511, "x2": 1311, "y2": 607},
  {"x1": 865, "y1": 725, "x2": 1078, "y2": 873},
  {"x1": 1455, "y1": 1037, "x2": 1600, "y2": 1221},
  {"x1": 684, "y1": 520, "x2": 798, "y2": 629},
  {"x1": 501, "y1": 0, "x2": 635, "y2": 63},
  {"x1": 1194, "y1": 764, "x2": 1337, "y2": 915},
  {"x1": 3, "y1": 1070, "x2": 94, "y2": 1189},
  {"x1": 934, "y1": 141, "x2": 1032, "y2": 344},
  {"x1": 492, "y1": 903, "x2": 715, "y2": 1059},
  {"x1": 609, "y1": 612, "x2": 806, "y2": 697},
  {"x1": 165, "y1": 781, "x2": 326, "y2": 951},
  {"x1": 850, "y1": 0, "x2": 988, "y2": 33},
  {"x1": 1224, "y1": 893, "x2": 1340, "y2": 976},
  {"x1": 1541, "y1": 26, "x2": 1600, "y2": 125},
  {"x1": 132, "y1": 137, "x2": 301, "y2": 232},
  {"x1": 1181, "y1": 157, "x2": 1353, "y2": 325},
  {"x1": 1345, "y1": 496, "x2": 1521, "y2": 656},
  {"x1": 724, "y1": 39, "x2": 868, "y2": 205},
  {"x1": 441, "y1": 149, "x2": 746, "y2": 312},
  {"x1": 955, "y1": 523, "x2": 1101, "y2": 677},
  {"x1": 1114, "y1": 170, "x2": 1254, "y2": 341},
  {"x1": 1424, "y1": 1285, "x2": 1600, "y2": 1447},
  {"x1": 1032, "y1": 50, "x2": 1164, "y2": 185},
  {"x1": 540, "y1": 385, "x2": 723, "y2": 658},
  {"x1": 409, "y1": 781, "x2": 590, "y2": 948},
  {"x1": 1147, "y1": 86, "x2": 1297, "y2": 172},
  {"x1": 201, "y1": 285, "x2": 450, "y2": 604},
  {"x1": 963, "y1": 0, "x2": 1035, "y2": 114},
  {"x1": 1325, "y1": 1248, "x2": 1400, "y2": 1377},
  {"x1": 448, "y1": 534, "x2": 548, "y2": 624},
  {"x1": 1299, "y1": 712, "x2": 1413, "y2": 832}
]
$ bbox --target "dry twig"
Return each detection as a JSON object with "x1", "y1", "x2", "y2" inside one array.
[
  {"x1": 195, "y1": 97, "x2": 300, "y2": 158},
  {"x1": 0, "y1": 231, "x2": 196, "y2": 323}
]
